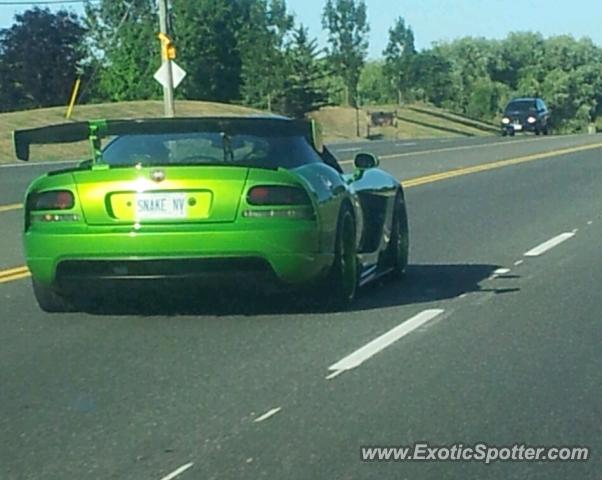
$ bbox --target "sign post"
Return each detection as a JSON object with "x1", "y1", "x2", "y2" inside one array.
[{"x1": 158, "y1": 0, "x2": 175, "y2": 117}]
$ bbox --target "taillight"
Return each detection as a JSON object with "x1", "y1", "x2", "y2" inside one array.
[
  {"x1": 247, "y1": 186, "x2": 310, "y2": 206},
  {"x1": 29, "y1": 190, "x2": 75, "y2": 211}
]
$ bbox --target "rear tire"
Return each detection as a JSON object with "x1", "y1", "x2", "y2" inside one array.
[
  {"x1": 32, "y1": 279, "x2": 75, "y2": 313},
  {"x1": 323, "y1": 204, "x2": 358, "y2": 310},
  {"x1": 386, "y1": 192, "x2": 410, "y2": 279}
]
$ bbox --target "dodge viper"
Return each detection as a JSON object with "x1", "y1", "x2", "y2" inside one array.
[{"x1": 14, "y1": 116, "x2": 409, "y2": 312}]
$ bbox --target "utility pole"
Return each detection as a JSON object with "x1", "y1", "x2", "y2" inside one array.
[{"x1": 158, "y1": 0, "x2": 175, "y2": 117}]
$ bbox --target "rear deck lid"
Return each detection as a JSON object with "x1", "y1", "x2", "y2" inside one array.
[{"x1": 73, "y1": 166, "x2": 249, "y2": 225}]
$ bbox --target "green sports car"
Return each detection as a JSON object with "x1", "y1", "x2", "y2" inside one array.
[{"x1": 14, "y1": 116, "x2": 409, "y2": 312}]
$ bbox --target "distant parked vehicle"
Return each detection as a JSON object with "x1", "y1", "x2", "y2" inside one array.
[{"x1": 501, "y1": 97, "x2": 550, "y2": 136}]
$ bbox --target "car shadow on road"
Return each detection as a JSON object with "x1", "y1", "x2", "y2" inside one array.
[
  {"x1": 76, "y1": 263, "x2": 519, "y2": 317},
  {"x1": 354, "y1": 263, "x2": 520, "y2": 311}
]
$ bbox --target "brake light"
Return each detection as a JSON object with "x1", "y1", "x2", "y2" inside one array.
[
  {"x1": 29, "y1": 190, "x2": 75, "y2": 211},
  {"x1": 247, "y1": 186, "x2": 310, "y2": 206}
]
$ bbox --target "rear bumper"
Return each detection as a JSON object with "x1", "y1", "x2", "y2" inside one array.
[{"x1": 25, "y1": 223, "x2": 333, "y2": 287}]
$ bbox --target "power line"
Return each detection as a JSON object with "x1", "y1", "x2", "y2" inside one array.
[{"x1": 0, "y1": 1, "x2": 93, "y2": 5}]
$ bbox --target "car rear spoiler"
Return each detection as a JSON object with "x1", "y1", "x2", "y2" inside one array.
[{"x1": 13, "y1": 117, "x2": 323, "y2": 162}]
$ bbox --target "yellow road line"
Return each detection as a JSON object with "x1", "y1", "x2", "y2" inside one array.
[
  {"x1": 0, "y1": 203, "x2": 22, "y2": 213},
  {"x1": 0, "y1": 266, "x2": 30, "y2": 284},
  {"x1": 0, "y1": 265, "x2": 29, "y2": 278},
  {"x1": 402, "y1": 141, "x2": 602, "y2": 189},
  {"x1": 0, "y1": 271, "x2": 31, "y2": 283}
]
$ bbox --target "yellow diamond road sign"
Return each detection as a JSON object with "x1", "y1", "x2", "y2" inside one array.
[{"x1": 154, "y1": 61, "x2": 186, "y2": 89}]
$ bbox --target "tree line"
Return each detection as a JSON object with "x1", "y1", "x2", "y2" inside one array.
[
  {"x1": 372, "y1": 24, "x2": 602, "y2": 132},
  {"x1": 0, "y1": 0, "x2": 600, "y2": 133}
]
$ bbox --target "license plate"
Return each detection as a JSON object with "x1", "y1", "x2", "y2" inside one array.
[
  {"x1": 513, "y1": 124, "x2": 523, "y2": 131},
  {"x1": 135, "y1": 193, "x2": 187, "y2": 219}
]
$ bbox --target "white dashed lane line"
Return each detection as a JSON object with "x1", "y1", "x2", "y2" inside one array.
[
  {"x1": 159, "y1": 462, "x2": 194, "y2": 480},
  {"x1": 524, "y1": 232, "x2": 576, "y2": 257},
  {"x1": 490, "y1": 268, "x2": 511, "y2": 279},
  {"x1": 326, "y1": 309, "x2": 444, "y2": 379},
  {"x1": 253, "y1": 407, "x2": 282, "y2": 423}
]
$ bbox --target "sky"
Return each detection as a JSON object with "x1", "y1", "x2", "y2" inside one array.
[{"x1": 0, "y1": 0, "x2": 600, "y2": 58}]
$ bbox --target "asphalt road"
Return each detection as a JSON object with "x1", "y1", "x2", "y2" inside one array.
[{"x1": 1, "y1": 133, "x2": 602, "y2": 479}]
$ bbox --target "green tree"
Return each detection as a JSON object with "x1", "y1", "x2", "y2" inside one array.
[
  {"x1": 322, "y1": 0, "x2": 369, "y2": 106},
  {"x1": 84, "y1": 0, "x2": 159, "y2": 102},
  {"x1": 276, "y1": 26, "x2": 328, "y2": 118},
  {"x1": 0, "y1": 8, "x2": 87, "y2": 112},
  {"x1": 493, "y1": 32, "x2": 545, "y2": 89},
  {"x1": 410, "y1": 50, "x2": 455, "y2": 106},
  {"x1": 316, "y1": 62, "x2": 346, "y2": 105},
  {"x1": 238, "y1": 0, "x2": 293, "y2": 110},
  {"x1": 383, "y1": 17, "x2": 415, "y2": 104},
  {"x1": 171, "y1": 0, "x2": 242, "y2": 102},
  {"x1": 543, "y1": 35, "x2": 598, "y2": 73},
  {"x1": 434, "y1": 37, "x2": 500, "y2": 113},
  {"x1": 358, "y1": 61, "x2": 394, "y2": 105},
  {"x1": 466, "y1": 79, "x2": 510, "y2": 121},
  {"x1": 540, "y1": 63, "x2": 602, "y2": 132}
]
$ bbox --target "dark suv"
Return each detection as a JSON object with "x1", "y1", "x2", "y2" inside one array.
[{"x1": 501, "y1": 98, "x2": 550, "y2": 136}]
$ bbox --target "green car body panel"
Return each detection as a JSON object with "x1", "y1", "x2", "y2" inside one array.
[
  {"x1": 24, "y1": 164, "x2": 334, "y2": 286},
  {"x1": 15, "y1": 117, "x2": 408, "y2": 310}
]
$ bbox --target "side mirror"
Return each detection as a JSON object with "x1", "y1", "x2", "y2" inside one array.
[{"x1": 354, "y1": 152, "x2": 379, "y2": 170}]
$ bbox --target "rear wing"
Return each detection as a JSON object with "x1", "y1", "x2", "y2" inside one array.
[
  {"x1": 13, "y1": 122, "x2": 90, "y2": 162},
  {"x1": 13, "y1": 117, "x2": 323, "y2": 162}
]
